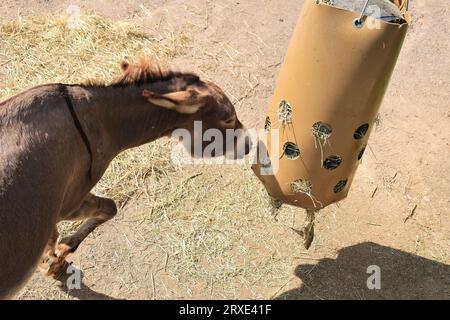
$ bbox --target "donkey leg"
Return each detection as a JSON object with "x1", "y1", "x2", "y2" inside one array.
[
  {"x1": 38, "y1": 226, "x2": 65, "y2": 277},
  {"x1": 45, "y1": 193, "x2": 117, "y2": 278},
  {"x1": 57, "y1": 194, "x2": 117, "y2": 258}
]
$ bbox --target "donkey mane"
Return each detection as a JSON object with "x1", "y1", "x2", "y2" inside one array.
[
  {"x1": 1, "y1": 59, "x2": 201, "y2": 107},
  {"x1": 82, "y1": 58, "x2": 200, "y2": 88}
]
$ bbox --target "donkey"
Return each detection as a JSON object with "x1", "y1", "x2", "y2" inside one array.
[{"x1": 0, "y1": 59, "x2": 250, "y2": 299}]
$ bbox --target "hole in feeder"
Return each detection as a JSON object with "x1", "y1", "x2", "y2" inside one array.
[
  {"x1": 264, "y1": 117, "x2": 272, "y2": 133},
  {"x1": 353, "y1": 18, "x2": 364, "y2": 29},
  {"x1": 283, "y1": 142, "x2": 301, "y2": 160},
  {"x1": 291, "y1": 179, "x2": 313, "y2": 194},
  {"x1": 334, "y1": 180, "x2": 348, "y2": 194},
  {"x1": 323, "y1": 155, "x2": 342, "y2": 170},
  {"x1": 312, "y1": 122, "x2": 333, "y2": 139},
  {"x1": 354, "y1": 124, "x2": 369, "y2": 140},
  {"x1": 358, "y1": 146, "x2": 367, "y2": 160},
  {"x1": 278, "y1": 100, "x2": 293, "y2": 125}
]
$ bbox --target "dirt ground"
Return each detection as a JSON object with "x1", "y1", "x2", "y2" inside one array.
[{"x1": 1, "y1": 0, "x2": 449, "y2": 299}]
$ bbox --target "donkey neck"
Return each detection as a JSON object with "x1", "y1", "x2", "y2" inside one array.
[{"x1": 72, "y1": 84, "x2": 186, "y2": 159}]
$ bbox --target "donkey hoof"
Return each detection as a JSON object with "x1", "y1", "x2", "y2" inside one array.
[
  {"x1": 55, "y1": 243, "x2": 74, "y2": 259},
  {"x1": 39, "y1": 255, "x2": 69, "y2": 279}
]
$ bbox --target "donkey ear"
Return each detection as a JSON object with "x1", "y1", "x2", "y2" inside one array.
[{"x1": 142, "y1": 89, "x2": 205, "y2": 114}]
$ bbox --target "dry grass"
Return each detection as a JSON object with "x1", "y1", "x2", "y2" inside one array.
[
  {"x1": 3, "y1": 1, "x2": 449, "y2": 301},
  {"x1": 0, "y1": 12, "x2": 186, "y2": 98}
]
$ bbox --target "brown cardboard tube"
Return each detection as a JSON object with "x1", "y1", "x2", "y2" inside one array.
[{"x1": 252, "y1": 0, "x2": 410, "y2": 210}]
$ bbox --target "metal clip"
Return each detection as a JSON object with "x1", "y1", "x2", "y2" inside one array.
[{"x1": 353, "y1": 0, "x2": 371, "y2": 29}]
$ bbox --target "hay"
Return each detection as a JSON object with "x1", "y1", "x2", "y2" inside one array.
[
  {"x1": 264, "y1": 116, "x2": 272, "y2": 133},
  {"x1": 291, "y1": 179, "x2": 313, "y2": 194},
  {"x1": 291, "y1": 179, "x2": 323, "y2": 209},
  {"x1": 0, "y1": 12, "x2": 183, "y2": 99},
  {"x1": 277, "y1": 100, "x2": 293, "y2": 125},
  {"x1": 312, "y1": 122, "x2": 333, "y2": 167}
]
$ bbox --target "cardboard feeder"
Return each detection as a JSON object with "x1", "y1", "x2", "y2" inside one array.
[{"x1": 252, "y1": 0, "x2": 410, "y2": 211}]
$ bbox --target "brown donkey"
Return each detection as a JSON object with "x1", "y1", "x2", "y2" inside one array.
[{"x1": 0, "y1": 59, "x2": 250, "y2": 299}]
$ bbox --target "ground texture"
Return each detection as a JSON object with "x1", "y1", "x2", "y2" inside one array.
[{"x1": 1, "y1": 0, "x2": 449, "y2": 299}]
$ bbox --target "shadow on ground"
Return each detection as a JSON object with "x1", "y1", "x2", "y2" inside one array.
[
  {"x1": 276, "y1": 242, "x2": 450, "y2": 300},
  {"x1": 55, "y1": 265, "x2": 119, "y2": 300}
]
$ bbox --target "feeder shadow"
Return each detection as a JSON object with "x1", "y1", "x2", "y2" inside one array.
[
  {"x1": 55, "y1": 264, "x2": 120, "y2": 300},
  {"x1": 275, "y1": 242, "x2": 450, "y2": 300}
]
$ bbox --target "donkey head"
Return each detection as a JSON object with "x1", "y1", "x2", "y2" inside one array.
[{"x1": 125, "y1": 61, "x2": 251, "y2": 160}]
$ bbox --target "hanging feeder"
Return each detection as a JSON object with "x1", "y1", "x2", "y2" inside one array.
[{"x1": 252, "y1": 0, "x2": 410, "y2": 213}]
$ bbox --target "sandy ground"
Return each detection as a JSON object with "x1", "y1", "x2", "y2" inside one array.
[{"x1": 1, "y1": 0, "x2": 449, "y2": 299}]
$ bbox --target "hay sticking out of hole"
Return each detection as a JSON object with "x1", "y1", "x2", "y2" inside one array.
[
  {"x1": 291, "y1": 179, "x2": 313, "y2": 194},
  {"x1": 312, "y1": 122, "x2": 333, "y2": 167},
  {"x1": 291, "y1": 179, "x2": 323, "y2": 209},
  {"x1": 312, "y1": 122, "x2": 332, "y2": 142},
  {"x1": 277, "y1": 100, "x2": 293, "y2": 125},
  {"x1": 264, "y1": 117, "x2": 272, "y2": 133}
]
